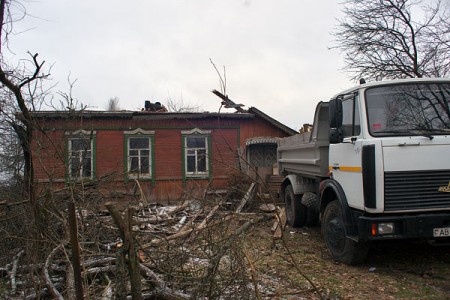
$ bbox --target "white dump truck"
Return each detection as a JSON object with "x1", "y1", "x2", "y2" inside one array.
[{"x1": 278, "y1": 78, "x2": 450, "y2": 264}]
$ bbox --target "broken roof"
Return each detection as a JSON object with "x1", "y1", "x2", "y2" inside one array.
[{"x1": 29, "y1": 108, "x2": 297, "y2": 136}]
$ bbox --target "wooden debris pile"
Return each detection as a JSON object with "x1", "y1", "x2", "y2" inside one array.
[{"x1": 0, "y1": 183, "x2": 288, "y2": 299}]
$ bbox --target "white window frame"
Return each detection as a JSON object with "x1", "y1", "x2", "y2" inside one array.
[
  {"x1": 182, "y1": 128, "x2": 210, "y2": 178},
  {"x1": 124, "y1": 129, "x2": 154, "y2": 180}
]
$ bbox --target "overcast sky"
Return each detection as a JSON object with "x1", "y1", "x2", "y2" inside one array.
[{"x1": 7, "y1": 0, "x2": 356, "y2": 130}]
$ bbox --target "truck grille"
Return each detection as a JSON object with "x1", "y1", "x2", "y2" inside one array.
[{"x1": 384, "y1": 170, "x2": 450, "y2": 211}]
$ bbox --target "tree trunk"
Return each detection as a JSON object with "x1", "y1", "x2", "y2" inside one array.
[{"x1": 106, "y1": 203, "x2": 143, "y2": 299}]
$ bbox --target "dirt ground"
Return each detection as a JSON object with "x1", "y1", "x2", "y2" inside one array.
[{"x1": 246, "y1": 220, "x2": 450, "y2": 299}]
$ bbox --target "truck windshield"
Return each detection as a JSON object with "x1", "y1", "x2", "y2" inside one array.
[{"x1": 365, "y1": 83, "x2": 450, "y2": 137}]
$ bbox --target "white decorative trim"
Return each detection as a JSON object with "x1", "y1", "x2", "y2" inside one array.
[
  {"x1": 181, "y1": 128, "x2": 211, "y2": 135},
  {"x1": 245, "y1": 136, "x2": 280, "y2": 146},
  {"x1": 124, "y1": 128, "x2": 155, "y2": 135},
  {"x1": 65, "y1": 129, "x2": 96, "y2": 136}
]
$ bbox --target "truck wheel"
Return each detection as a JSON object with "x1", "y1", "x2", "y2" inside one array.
[
  {"x1": 301, "y1": 192, "x2": 320, "y2": 226},
  {"x1": 284, "y1": 185, "x2": 306, "y2": 227},
  {"x1": 322, "y1": 200, "x2": 369, "y2": 265}
]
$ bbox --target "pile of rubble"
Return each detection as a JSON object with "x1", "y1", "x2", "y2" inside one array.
[{"x1": 0, "y1": 185, "x2": 288, "y2": 299}]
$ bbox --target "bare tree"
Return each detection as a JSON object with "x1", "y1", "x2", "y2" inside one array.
[
  {"x1": 106, "y1": 96, "x2": 121, "y2": 111},
  {"x1": 165, "y1": 95, "x2": 201, "y2": 112},
  {"x1": 0, "y1": 124, "x2": 23, "y2": 182},
  {"x1": 0, "y1": 0, "x2": 51, "y2": 204},
  {"x1": 0, "y1": 122, "x2": 23, "y2": 202},
  {"x1": 333, "y1": 0, "x2": 450, "y2": 80}
]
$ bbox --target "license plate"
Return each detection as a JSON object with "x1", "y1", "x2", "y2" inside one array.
[{"x1": 433, "y1": 227, "x2": 450, "y2": 237}]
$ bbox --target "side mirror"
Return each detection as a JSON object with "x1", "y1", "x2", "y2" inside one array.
[
  {"x1": 329, "y1": 98, "x2": 343, "y2": 128},
  {"x1": 329, "y1": 128, "x2": 343, "y2": 144}
]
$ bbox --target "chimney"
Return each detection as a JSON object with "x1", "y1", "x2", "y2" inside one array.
[{"x1": 144, "y1": 100, "x2": 151, "y2": 111}]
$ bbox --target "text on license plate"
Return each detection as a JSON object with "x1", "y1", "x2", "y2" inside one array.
[{"x1": 433, "y1": 227, "x2": 450, "y2": 237}]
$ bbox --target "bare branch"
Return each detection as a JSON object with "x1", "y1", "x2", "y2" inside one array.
[
  {"x1": 332, "y1": 0, "x2": 450, "y2": 80},
  {"x1": 106, "y1": 96, "x2": 120, "y2": 111},
  {"x1": 165, "y1": 95, "x2": 201, "y2": 112},
  {"x1": 209, "y1": 58, "x2": 227, "y2": 95}
]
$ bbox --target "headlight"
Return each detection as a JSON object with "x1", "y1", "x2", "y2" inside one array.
[{"x1": 372, "y1": 222, "x2": 395, "y2": 235}]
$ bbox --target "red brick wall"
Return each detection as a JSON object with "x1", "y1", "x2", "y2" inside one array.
[
  {"x1": 154, "y1": 129, "x2": 183, "y2": 180},
  {"x1": 33, "y1": 115, "x2": 290, "y2": 202},
  {"x1": 33, "y1": 130, "x2": 65, "y2": 182},
  {"x1": 96, "y1": 129, "x2": 124, "y2": 178},
  {"x1": 239, "y1": 117, "x2": 290, "y2": 145}
]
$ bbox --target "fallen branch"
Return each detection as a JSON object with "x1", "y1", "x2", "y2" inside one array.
[
  {"x1": 0, "y1": 200, "x2": 29, "y2": 206},
  {"x1": 243, "y1": 248, "x2": 261, "y2": 300},
  {"x1": 82, "y1": 257, "x2": 116, "y2": 268},
  {"x1": 9, "y1": 250, "x2": 24, "y2": 295},
  {"x1": 83, "y1": 265, "x2": 116, "y2": 276},
  {"x1": 134, "y1": 179, "x2": 148, "y2": 205},
  {"x1": 204, "y1": 215, "x2": 267, "y2": 296},
  {"x1": 101, "y1": 274, "x2": 113, "y2": 299},
  {"x1": 272, "y1": 207, "x2": 287, "y2": 239},
  {"x1": 139, "y1": 263, "x2": 190, "y2": 299},
  {"x1": 44, "y1": 244, "x2": 65, "y2": 300},
  {"x1": 143, "y1": 213, "x2": 234, "y2": 248}
]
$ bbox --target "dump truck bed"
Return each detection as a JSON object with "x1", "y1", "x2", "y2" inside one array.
[
  {"x1": 277, "y1": 102, "x2": 330, "y2": 178},
  {"x1": 277, "y1": 134, "x2": 329, "y2": 178}
]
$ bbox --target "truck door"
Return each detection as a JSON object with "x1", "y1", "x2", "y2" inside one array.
[{"x1": 329, "y1": 94, "x2": 365, "y2": 211}]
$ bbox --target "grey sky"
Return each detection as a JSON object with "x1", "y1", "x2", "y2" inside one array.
[{"x1": 8, "y1": 0, "x2": 355, "y2": 130}]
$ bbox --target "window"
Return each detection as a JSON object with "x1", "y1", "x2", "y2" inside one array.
[
  {"x1": 342, "y1": 95, "x2": 361, "y2": 137},
  {"x1": 127, "y1": 137, "x2": 151, "y2": 178},
  {"x1": 248, "y1": 144, "x2": 277, "y2": 167},
  {"x1": 182, "y1": 128, "x2": 210, "y2": 178},
  {"x1": 68, "y1": 138, "x2": 93, "y2": 179},
  {"x1": 186, "y1": 136, "x2": 208, "y2": 175},
  {"x1": 366, "y1": 83, "x2": 450, "y2": 137},
  {"x1": 124, "y1": 129, "x2": 154, "y2": 180}
]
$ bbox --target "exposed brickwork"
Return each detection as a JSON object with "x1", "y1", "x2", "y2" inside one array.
[{"x1": 33, "y1": 112, "x2": 294, "y2": 202}]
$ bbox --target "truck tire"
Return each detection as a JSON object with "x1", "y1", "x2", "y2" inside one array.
[
  {"x1": 284, "y1": 185, "x2": 306, "y2": 227},
  {"x1": 321, "y1": 200, "x2": 369, "y2": 265},
  {"x1": 301, "y1": 192, "x2": 320, "y2": 226}
]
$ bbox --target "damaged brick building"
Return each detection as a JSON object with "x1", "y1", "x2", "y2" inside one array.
[{"x1": 31, "y1": 97, "x2": 296, "y2": 202}]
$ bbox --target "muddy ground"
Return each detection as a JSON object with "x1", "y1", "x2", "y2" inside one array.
[{"x1": 246, "y1": 220, "x2": 450, "y2": 299}]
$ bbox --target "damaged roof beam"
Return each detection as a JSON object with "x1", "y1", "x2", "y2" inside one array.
[{"x1": 212, "y1": 90, "x2": 246, "y2": 113}]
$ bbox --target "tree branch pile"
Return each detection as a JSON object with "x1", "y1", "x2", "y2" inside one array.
[{"x1": 0, "y1": 185, "x2": 285, "y2": 299}]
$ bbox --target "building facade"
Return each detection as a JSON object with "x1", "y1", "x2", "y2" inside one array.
[{"x1": 32, "y1": 108, "x2": 296, "y2": 202}]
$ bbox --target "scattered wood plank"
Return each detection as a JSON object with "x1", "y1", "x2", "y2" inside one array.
[
  {"x1": 272, "y1": 207, "x2": 287, "y2": 239},
  {"x1": 178, "y1": 209, "x2": 203, "y2": 233},
  {"x1": 235, "y1": 182, "x2": 256, "y2": 213},
  {"x1": 199, "y1": 204, "x2": 220, "y2": 229}
]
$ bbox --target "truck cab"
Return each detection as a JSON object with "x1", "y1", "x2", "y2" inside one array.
[{"x1": 278, "y1": 78, "x2": 450, "y2": 264}]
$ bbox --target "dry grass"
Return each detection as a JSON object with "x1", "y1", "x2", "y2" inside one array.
[{"x1": 246, "y1": 222, "x2": 450, "y2": 299}]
